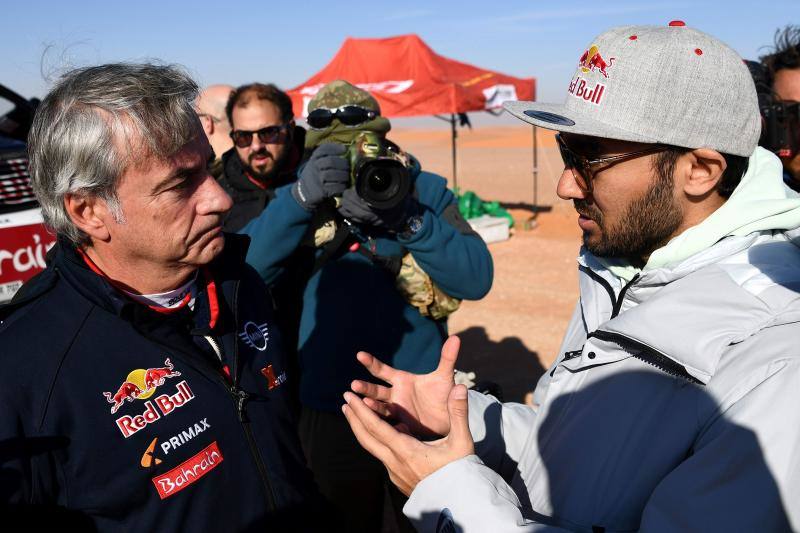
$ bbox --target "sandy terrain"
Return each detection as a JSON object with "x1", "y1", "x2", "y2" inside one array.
[{"x1": 389, "y1": 125, "x2": 582, "y2": 402}]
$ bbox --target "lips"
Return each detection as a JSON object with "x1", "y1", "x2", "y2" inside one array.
[{"x1": 249, "y1": 151, "x2": 272, "y2": 165}]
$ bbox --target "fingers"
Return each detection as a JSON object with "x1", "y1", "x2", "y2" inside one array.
[
  {"x1": 343, "y1": 391, "x2": 415, "y2": 461},
  {"x1": 435, "y1": 335, "x2": 461, "y2": 378},
  {"x1": 446, "y1": 385, "x2": 473, "y2": 446},
  {"x1": 342, "y1": 400, "x2": 394, "y2": 466},
  {"x1": 356, "y1": 351, "x2": 395, "y2": 384},
  {"x1": 313, "y1": 142, "x2": 347, "y2": 157},
  {"x1": 363, "y1": 397, "x2": 393, "y2": 419},
  {"x1": 351, "y1": 379, "x2": 392, "y2": 401}
]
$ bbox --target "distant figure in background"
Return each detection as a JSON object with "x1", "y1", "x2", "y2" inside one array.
[
  {"x1": 218, "y1": 83, "x2": 305, "y2": 232},
  {"x1": 194, "y1": 84, "x2": 234, "y2": 177},
  {"x1": 759, "y1": 26, "x2": 800, "y2": 188}
]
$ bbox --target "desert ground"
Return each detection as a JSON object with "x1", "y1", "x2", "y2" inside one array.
[{"x1": 389, "y1": 125, "x2": 582, "y2": 402}]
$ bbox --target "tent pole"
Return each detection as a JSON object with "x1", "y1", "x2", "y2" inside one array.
[
  {"x1": 451, "y1": 113, "x2": 458, "y2": 190},
  {"x1": 532, "y1": 125, "x2": 539, "y2": 220}
]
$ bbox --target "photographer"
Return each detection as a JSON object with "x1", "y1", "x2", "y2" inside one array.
[
  {"x1": 240, "y1": 80, "x2": 493, "y2": 531},
  {"x1": 753, "y1": 26, "x2": 800, "y2": 188}
]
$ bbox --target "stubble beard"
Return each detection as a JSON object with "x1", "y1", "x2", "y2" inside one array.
[{"x1": 576, "y1": 172, "x2": 683, "y2": 263}]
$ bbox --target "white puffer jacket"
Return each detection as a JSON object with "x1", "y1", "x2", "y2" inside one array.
[{"x1": 405, "y1": 148, "x2": 800, "y2": 532}]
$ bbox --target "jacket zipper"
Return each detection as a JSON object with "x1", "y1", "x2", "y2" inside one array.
[
  {"x1": 580, "y1": 268, "x2": 699, "y2": 382},
  {"x1": 589, "y1": 329, "x2": 701, "y2": 384},
  {"x1": 229, "y1": 280, "x2": 277, "y2": 512},
  {"x1": 578, "y1": 266, "x2": 640, "y2": 319}
]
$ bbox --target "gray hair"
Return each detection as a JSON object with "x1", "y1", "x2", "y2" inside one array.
[{"x1": 28, "y1": 62, "x2": 200, "y2": 244}]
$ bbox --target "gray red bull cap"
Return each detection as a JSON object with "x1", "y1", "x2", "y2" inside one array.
[{"x1": 504, "y1": 21, "x2": 760, "y2": 157}]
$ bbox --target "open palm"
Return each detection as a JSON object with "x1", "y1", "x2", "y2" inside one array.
[{"x1": 350, "y1": 335, "x2": 461, "y2": 438}]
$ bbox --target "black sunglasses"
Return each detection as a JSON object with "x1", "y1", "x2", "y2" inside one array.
[
  {"x1": 555, "y1": 134, "x2": 668, "y2": 193},
  {"x1": 306, "y1": 105, "x2": 377, "y2": 129},
  {"x1": 230, "y1": 124, "x2": 291, "y2": 148}
]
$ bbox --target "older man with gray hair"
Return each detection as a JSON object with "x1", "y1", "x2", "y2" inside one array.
[{"x1": 0, "y1": 63, "x2": 328, "y2": 531}]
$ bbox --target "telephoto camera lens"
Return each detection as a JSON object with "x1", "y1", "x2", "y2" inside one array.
[{"x1": 355, "y1": 158, "x2": 411, "y2": 210}]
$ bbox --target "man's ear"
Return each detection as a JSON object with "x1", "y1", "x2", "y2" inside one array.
[
  {"x1": 63, "y1": 193, "x2": 113, "y2": 242},
  {"x1": 683, "y1": 148, "x2": 727, "y2": 197},
  {"x1": 198, "y1": 114, "x2": 214, "y2": 136}
]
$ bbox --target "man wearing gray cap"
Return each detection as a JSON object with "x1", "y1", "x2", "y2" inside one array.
[{"x1": 342, "y1": 22, "x2": 800, "y2": 531}]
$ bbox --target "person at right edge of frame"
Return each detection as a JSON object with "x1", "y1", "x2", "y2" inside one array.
[
  {"x1": 239, "y1": 80, "x2": 494, "y2": 531},
  {"x1": 341, "y1": 22, "x2": 800, "y2": 532}
]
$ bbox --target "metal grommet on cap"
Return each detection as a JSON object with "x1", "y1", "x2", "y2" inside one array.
[
  {"x1": 669, "y1": 20, "x2": 686, "y2": 27},
  {"x1": 588, "y1": 352, "x2": 596, "y2": 359}
]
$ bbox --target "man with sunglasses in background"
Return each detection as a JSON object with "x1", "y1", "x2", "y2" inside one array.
[
  {"x1": 757, "y1": 26, "x2": 800, "y2": 189},
  {"x1": 341, "y1": 23, "x2": 800, "y2": 531},
  {"x1": 240, "y1": 80, "x2": 493, "y2": 531},
  {"x1": 217, "y1": 83, "x2": 305, "y2": 232}
]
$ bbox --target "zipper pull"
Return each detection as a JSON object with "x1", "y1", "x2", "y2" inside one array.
[{"x1": 233, "y1": 388, "x2": 250, "y2": 422}]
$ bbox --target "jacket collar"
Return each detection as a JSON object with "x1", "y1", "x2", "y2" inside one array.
[
  {"x1": 52, "y1": 233, "x2": 252, "y2": 334},
  {"x1": 581, "y1": 231, "x2": 800, "y2": 384}
]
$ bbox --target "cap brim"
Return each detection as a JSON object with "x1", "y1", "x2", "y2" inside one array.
[{"x1": 503, "y1": 101, "x2": 662, "y2": 145}]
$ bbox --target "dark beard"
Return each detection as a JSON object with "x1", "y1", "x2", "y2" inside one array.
[
  {"x1": 575, "y1": 172, "x2": 682, "y2": 263},
  {"x1": 245, "y1": 149, "x2": 284, "y2": 180}
]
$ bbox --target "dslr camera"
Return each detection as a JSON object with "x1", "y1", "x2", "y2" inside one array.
[{"x1": 343, "y1": 131, "x2": 411, "y2": 210}]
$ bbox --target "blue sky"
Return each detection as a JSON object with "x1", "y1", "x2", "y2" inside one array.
[{"x1": 1, "y1": 1, "x2": 797, "y2": 126}]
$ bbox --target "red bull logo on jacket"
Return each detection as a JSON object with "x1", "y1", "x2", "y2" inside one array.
[
  {"x1": 103, "y1": 358, "x2": 181, "y2": 414},
  {"x1": 579, "y1": 44, "x2": 616, "y2": 78},
  {"x1": 115, "y1": 380, "x2": 196, "y2": 438}
]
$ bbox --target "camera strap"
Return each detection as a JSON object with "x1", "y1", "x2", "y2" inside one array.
[{"x1": 309, "y1": 223, "x2": 353, "y2": 278}]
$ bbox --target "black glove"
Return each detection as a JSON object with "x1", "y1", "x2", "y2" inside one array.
[
  {"x1": 292, "y1": 143, "x2": 350, "y2": 211},
  {"x1": 338, "y1": 188, "x2": 419, "y2": 232}
]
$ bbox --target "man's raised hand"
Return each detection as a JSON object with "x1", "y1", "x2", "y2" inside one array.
[
  {"x1": 342, "y1": 383, "x2": 475, "y2": 497},
  {"x1": 350, "y1": 335, "x2": 461, "y2": 438}
]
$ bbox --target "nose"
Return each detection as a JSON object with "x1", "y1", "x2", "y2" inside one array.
[
  {"x1": 196, "y1": 172, "x2": 233, "y2": 216},
  {"x1": 556, "y1": 167, "x2": 589, "y2": 201},
  {"x1": 249, "y1": 133, "x2": 266, "y2": 152}
]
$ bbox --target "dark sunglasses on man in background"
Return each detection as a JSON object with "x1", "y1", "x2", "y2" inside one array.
[
  {"x1": 306, "y1": 105, "x2": 377, "y2": 129},
  {"x1": 230, "y1": 124, "x2": 291, "y2": 148}
]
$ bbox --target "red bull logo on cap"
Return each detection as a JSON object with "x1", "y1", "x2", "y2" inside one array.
[{"x1": 579, "y1": 44, "x2": 616, "y2": 79}]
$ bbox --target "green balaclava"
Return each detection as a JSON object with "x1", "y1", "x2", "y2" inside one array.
[{"x1": 304, "y1": 80, "x2": 391, "y2": 152}]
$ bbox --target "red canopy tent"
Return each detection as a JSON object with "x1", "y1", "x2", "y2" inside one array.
[{"x1": 287, "y1": 34, "x2": 536, "y2": 190}]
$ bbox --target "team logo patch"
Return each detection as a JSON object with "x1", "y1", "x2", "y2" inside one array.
[
  {"x1": 152, "y1": 441, "x2": 224, "y2": 500},
  {"x1": 141, "y1": 437, "x2": 162, "y2": 468},
  {"x1": 160, "y1": 418, "x2": 212, "y2": 456},
  {"x1": 260, "y1": 364, "x2": 287, "y2": 391},
  {"x1": 238, "y1": 321, "x2": 269, "y2": 351},
  {"x1": 568, "y1": 76, "x2": 607, "y2": 106},
  {"x1": 103, "y1": 358, "x2": 181, "y2": 414},
  {"x1": 114, "y1": 381, "x2": 196, "y2": 439},
  {"x1": 579, "y1": 44, "x2": 616, "y2": 78}
]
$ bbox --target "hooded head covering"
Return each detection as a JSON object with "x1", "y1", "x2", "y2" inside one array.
[{"x1": 304, "y1": 80, "x2": 391, "y2": 151}]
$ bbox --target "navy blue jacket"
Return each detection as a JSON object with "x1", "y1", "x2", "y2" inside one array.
[
  {"x1": 0, "y1": 235, "x2": 327, "y2": 531},
  {"x1": 241, "y1": 162, "x2": 493, "y2": 411}
]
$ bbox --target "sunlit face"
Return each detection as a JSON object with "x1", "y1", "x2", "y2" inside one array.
[
  {"x1": 231, "y1": 100, "x2": 292, "y2": 179},
  {"x1": 556, "y1": 133, "x2": 683, "y2": 261},
  {"x1": 773, "y1": 68, "x2": 800, "y2": 181},
  {"x1": 107, "y1": 128, "x2": 233, "y2": 273}
]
